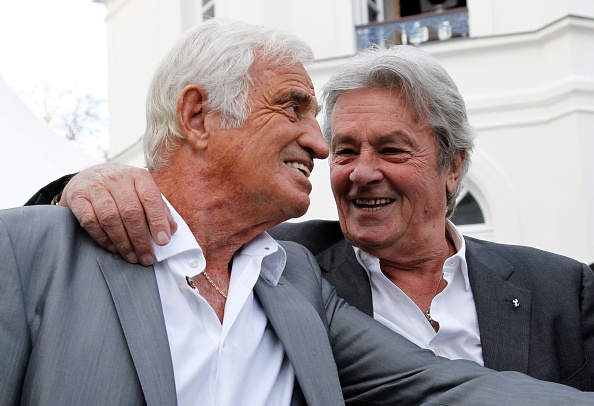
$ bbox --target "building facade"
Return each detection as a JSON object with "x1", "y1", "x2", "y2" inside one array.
[{"x1": 98, "y1": 0, "x2": 594, "y2": 264}]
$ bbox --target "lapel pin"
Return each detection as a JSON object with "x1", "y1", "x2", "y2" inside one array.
[{"x1": 512, "y1": 298, "x2": 520, "y2": 308}]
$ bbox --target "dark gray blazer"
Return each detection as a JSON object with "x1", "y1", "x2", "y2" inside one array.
[
  {"x1": 4, "y1": 207, "x2": 594, "y2": 405},
  {"x1": 270, "y1": 220, "x2": 594, "y2": 391}
]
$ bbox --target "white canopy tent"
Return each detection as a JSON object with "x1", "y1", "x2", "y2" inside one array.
[{"x1": 0, "y1": 76, "x2": 100, "y2": 209}]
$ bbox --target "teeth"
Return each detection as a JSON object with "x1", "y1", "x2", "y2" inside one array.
[
  {"x1": 355, "y1": 199, "x2": 392, "y2": 206},
  {"x1": 361, "y1": 206, "x2": 381, "y2": 212},
  {"x1": 354, "y1": 199, "x2": 393, "y2": 211},
  {"x1": 286, "y1": 162, "x2": 311, "y2": 178}
]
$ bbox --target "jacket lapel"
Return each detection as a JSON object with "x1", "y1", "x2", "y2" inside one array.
[
  {"x1": 313, "y1": 234, "x2": 534, "y2": 373},
  {"x1": 465, "y1": 238, "x2": 532, "y2": 373},
  {"x1": 254, "y1": 277, "x2": 344, "y2": 406},
  {"x1": 98, "y1": 255, "x2": 177, "y2": 406},
  {"x1": 316, "y1": 239, "x2": 374, "y2": 316}
]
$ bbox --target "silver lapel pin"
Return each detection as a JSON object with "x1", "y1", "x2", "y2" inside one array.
[{"x1": 512, "y1": 298, "x2": 520, "y2": 308}]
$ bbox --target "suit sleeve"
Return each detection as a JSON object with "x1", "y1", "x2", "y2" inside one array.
[
  {"x1": 319, "y1": 265, "x2": 594, "y2": 405},
  {"x1": 0, "y1": 217, "x2": 31, "y2": 405},
  {"x1": 23, "y1": 174, "x2": 74, "y2": 206}
]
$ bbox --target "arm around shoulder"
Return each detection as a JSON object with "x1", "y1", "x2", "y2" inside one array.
[{"x1": 24, "y1": 174, "x2": 74, "y2": 206}]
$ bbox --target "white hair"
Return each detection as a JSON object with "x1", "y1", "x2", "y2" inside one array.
[{"x1": 144, "y1": 18, "x2": 314, "y2": 171}]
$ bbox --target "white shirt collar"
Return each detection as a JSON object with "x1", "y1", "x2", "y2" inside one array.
[
  {"x1": 445, "y1": 219, "x2": 470, "y2": 290},
  {"x1": 353, "y1": 219, "x2": 470, "y2": 290},
  {"x1": 152, "y1": 197, "x2": 286, "y2": 286}
]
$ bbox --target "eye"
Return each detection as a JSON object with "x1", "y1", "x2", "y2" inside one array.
[
  {"x1": 381, "y1": 147, "x2": 405, "y2": 154},
  {"x1": 380, "y1": 146, "x2": 412, "y2": 163},
  {"x1": 285, "y1": 103, "x2": 299, "y2": 115},
  {"x1": 333, "y1": 148, "x2": 358, "y2": 156}
]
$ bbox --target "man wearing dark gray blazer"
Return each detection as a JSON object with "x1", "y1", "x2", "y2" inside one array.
[
  {"x1": 267, "y1": 44, "x2": 594, "y2": 391},
  {"x1": 269, "y1": 219, "x2": 594, "y2": 390}
]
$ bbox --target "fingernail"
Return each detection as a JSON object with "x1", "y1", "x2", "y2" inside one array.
[
  {"x1": 141, "y1": 255, "x2": 154, "y2": 266},
  {"x1": 126, "y1": 252, "x2": 139, "y2": 263},
  {"x1": 156, "y1": 231, "x2": 170, "y2": 245}
]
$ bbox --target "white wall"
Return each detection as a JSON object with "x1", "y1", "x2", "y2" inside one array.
[
  {"x1": 104, "y1": 0, "x2": 183, "y2": 159},
  {"x1": 422, "y1": 15, "x2": 594, "y2": 263},
  {"x1": 467, "y1": 0, "x2": 594, "y2": 37}
]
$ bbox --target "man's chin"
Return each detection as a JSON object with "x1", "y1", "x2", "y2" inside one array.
[
  {"x1": 283, "y1": 196, "x2": 310, "y2": 221},
  {"x1": 343, "y1": 225, "x2": 390, "y2": 251}
]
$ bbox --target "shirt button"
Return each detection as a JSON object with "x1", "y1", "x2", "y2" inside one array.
[
  {"x1": 360, "y1": 252, "x2": 368, "y2": 261},
  {"x1": 189, "y1": 259, "x2": 199, "y2": 267},
  {"x1": 434, "y1": 347, "x2": 444, "y2": 356}
]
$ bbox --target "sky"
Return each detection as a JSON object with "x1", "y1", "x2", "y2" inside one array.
[{"x1": 0, "y1": 0, "x2": 108, "y2": 156}]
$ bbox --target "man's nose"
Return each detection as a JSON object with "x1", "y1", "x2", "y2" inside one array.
[
  {"x1": 299, "y1": 119, "x2": 329, "y2": 159},
  {"x1": 349, "y1": 152, "x2": 383, "y2": 185}
]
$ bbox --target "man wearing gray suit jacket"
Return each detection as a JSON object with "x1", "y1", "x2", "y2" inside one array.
[{"x1": 33, "y1": 43, "x2": 594, "y2": 396}]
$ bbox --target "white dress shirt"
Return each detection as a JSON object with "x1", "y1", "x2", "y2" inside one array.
[
  {"x1": 153, "y1": 200, "x2": 294, "y2": 406},
  {"x1": 354, "y1": 220, "x2": 484, "y2": 365}
]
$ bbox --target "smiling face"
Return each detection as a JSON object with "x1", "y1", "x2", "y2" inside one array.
[
  {"x1": 329, "y1": 87, "x2": 461, "y2": 258},
  {"x1": 206, "y1": 56, "x2": 329, "y2": 223}
]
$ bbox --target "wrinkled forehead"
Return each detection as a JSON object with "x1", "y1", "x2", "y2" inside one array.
[
  {"x1": 250, "y1": 56, "x2": 314, "y2": 90},
  {"x1": 329, "y1": 87, "x2": 431, "y2": 146},
  {"x1": 248, "y1": 62, "x2": 317, "y2": 120},
  {"x1": 331, "y1": 87, "x2": 414, "y2": 122}
]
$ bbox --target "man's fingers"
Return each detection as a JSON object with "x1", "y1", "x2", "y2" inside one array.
[
  {"x1": 95, "y1": 193, "x2": 140, "y2": 264},
  {"x1": 146, "y1": 202, "x2": 173, "y2": 247},
  {"x1": 167, "y1": 210, "x2": 178, "y2": 234},
  {"x1": 134, "y1": 172, "x2": 175, "y2": 248},
  {"x1": 115, "y1": 197, "x2": 155, "y2": 266},
  {"x1": 105, "y1": 168, "x2": 170, "y2": 266},
  {"x1": 64, "y1": 197, "x2": 118, "y2": 254},
  {"x1": 59, "y1": 163, "x2": 173, "y2": 266},
  {"x1": 60, "y1": 163, "x2": 150, "y2": 264}
]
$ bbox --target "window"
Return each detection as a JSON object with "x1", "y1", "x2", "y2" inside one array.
[
  {"x1": 450, "y1": 181, "x2": 495, "y2": 241},
  {"x1": 202, "y1": 0, "x2": 215, "y2": 19},
  {"x1": 451, "y1": 191, "x2": 485, "y2": 226},
  {"x1": 354, "y1": 0, "x2": 469, "y2": 49},
  {"x1": 180, "y1": 0, "x2": 214, "y2": 29}
]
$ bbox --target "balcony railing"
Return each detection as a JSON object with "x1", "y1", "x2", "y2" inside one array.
[{"x1": 356, "y1": 7, "x2": 469, "y2": 50}]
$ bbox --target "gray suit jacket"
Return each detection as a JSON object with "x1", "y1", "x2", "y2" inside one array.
[
  {"x1": 270, "y1": 220, "x2": 594, "y2": 391},
  {"x1": 3, "y1": 207, "x2": 594, "y2": 405}
]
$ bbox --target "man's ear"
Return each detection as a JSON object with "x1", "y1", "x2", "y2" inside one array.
[
  {"x1": 176, "y1": 85, "x2": 209, "y2": 150},
  {"x1": 446, "y1": 149, "x2": 466, "y2": 194}
]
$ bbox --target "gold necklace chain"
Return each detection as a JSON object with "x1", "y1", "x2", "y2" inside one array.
[
  {"x1": 424, "y1": 272, "x2": 444, "y2": 327},
  {"x1": 185, "y1": 272, "x2": 228, "y2": 299},
  {"x1": 202, "y1": 271, "x2": 228, "y2": 299},
  {"x1": 424, "y1": 240, "x2": 456, "y2": 327}
]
